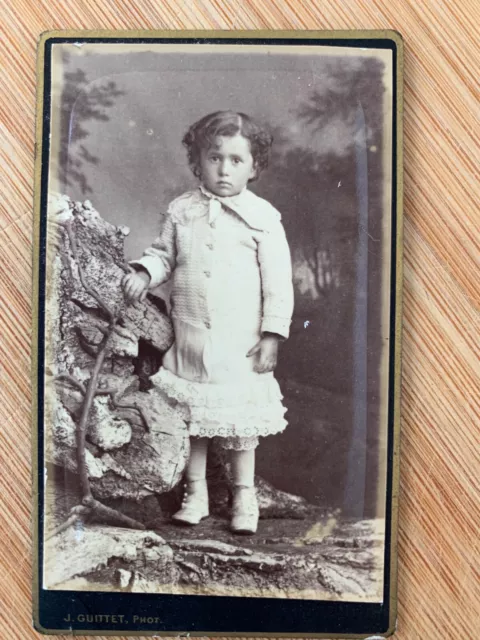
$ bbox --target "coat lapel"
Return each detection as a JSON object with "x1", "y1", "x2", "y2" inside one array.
[{"x1": 198, "y1": 185, "x2": 275, "y2": 230}]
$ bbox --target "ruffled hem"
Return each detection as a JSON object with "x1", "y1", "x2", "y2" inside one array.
[
  {"x1": 187, "y1": 418, "x2": 287, "y2": 439},
  {"x1": 151, "y1": 366, "x2": 284, "y2": 407},
  {"x1": 150, "y1": 367, "x2": 288, "y2": 438}
]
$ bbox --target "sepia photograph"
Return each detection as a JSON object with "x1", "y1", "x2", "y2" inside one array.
[{"x1": 35, "y1": 35, "x2": 400, "y2": 629}]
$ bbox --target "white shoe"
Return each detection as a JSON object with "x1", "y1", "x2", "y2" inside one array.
[
  {"x1": 230, "y1": 486, "x2": 259, "y2": 535},
  {"x1": 172, "y1": 479, "x2": 209, "y2": 525}
]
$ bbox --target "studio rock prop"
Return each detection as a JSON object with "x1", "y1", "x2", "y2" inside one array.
[{"x1": 44, "y1": 194, "x2": 383, "y2": 599}]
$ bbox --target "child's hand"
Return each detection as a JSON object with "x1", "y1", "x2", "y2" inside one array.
[
  {"x1": 246, "y1": 334, "x2": 280, "y2": 373},
  {"x1": 122, "y1": 269, "x2": 151, "y2": 305}
]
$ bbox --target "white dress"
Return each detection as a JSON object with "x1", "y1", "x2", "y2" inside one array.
[{"x1": 130, "y1": 185, "x2": 294, "y2": 450}]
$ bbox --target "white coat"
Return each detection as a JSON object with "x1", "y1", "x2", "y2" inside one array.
[{"x1": 130, "y1": 185, "x2": 294, "y2": 443}]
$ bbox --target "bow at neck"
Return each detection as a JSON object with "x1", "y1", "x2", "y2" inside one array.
[{"x1": 199, "y1": 184, "x2": 251, "y2": 225}]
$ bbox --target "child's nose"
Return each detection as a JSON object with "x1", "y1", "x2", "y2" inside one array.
[{"x1": 218, "y1": 161, "x2": 229, "y2": 175}]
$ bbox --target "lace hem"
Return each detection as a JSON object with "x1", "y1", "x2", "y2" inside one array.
[
  {"x1": 188, "y1": 418, "x2": 287, "y2": 439},
  {"x1": 151, "y1": 367, "x2": 284, "y2": 408},
  {"x1": 151, "y1": 367, "x2": 288, "y2": 438}
]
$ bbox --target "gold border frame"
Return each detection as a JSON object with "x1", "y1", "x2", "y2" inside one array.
[{"x1": 32, "y1": 28, "x2": 404, "y2": 638}]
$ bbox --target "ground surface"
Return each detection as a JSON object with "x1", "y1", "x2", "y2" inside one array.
[{"x1": 44, "y1": 512, "x2": 385, "y2": 601}]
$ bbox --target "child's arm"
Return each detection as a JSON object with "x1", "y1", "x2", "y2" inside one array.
[
  {"x1": 247, "y1": 215, "x2": 294, "y2": 373},
  {"x1": 257, "y1": 216, "x2": 294, "y2": 340},
  {"x1": 123, "y1": 214, "x2": 176, "y2": 303}
]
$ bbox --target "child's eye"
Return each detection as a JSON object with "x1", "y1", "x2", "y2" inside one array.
[
  {"x1": 232, "y1": 157, "x2": 242, "y2": 165},
  {"x1": 210, "y1": 155, "x2": 220, "y2": 162}
]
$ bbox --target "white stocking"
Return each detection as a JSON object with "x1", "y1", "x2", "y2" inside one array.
[
  {"x1": 230, "y1": 448, "x2": 255, "y2": 488},
  {"x1": 185, "y1": 437, "x2": 208, "y2": 482}
]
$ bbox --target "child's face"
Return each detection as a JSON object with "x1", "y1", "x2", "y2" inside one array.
[{"x1": 199, "y1": 134, "x2": 256, "y2": 197}]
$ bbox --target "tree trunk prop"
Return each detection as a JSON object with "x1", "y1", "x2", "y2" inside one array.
[{"x1": 52, "y1": 221, "x2": 145, "y2": 533}]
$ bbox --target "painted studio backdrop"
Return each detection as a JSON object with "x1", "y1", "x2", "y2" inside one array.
[{"x1": 50, "y1": 43, "x2": 393, "y2": 521}]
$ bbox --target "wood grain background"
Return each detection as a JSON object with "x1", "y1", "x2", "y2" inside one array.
[{"x1": 1, "y1": 1, "x2": 478, "y2": 638}]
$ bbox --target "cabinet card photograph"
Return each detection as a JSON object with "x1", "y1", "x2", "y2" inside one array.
[{"x1": 33, "y1": 31, "x2": 403, "y2": 637}]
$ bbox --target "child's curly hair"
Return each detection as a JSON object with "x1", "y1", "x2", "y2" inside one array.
[{"x1": 182, "y1": 111, "x2": 273, "y2": 182}]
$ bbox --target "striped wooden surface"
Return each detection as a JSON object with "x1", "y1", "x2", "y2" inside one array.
[{"x1": 1, "y1": 1, "x2": 479, "y2": 638}]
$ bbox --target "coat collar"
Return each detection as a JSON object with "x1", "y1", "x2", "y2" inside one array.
[{"x1": 198, "y1": 185, "x2": 277, "y2": 231}]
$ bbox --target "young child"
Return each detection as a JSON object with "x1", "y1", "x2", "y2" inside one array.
[{"x1": 123, "y1": 111, "x2": 294, "y2": 535}]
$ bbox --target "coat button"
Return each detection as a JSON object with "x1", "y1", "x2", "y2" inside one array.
[
  {"x1": 210, "y1": 221, "x2": 216, "y2": 228},
  {"x1": 204, "y1": 270, "x2": 211, "y2": 277},
  {"x1": 206, "y1": 243, "x2": 214, "y2": 250},
  {"x1": 205, "y1": 321, "x2": 211, "y2": 328}
]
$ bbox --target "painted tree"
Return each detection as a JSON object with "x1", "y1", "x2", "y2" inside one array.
[{"x1": 55, "y1": 52, "x2": 125, "y2": 194}]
